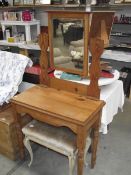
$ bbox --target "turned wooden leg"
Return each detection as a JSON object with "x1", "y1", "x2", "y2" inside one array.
[
  {"x1": 77, "y1": 127, "x2": 87, "y2": 175},
  {"x1": 12, "y1": 104, "x2": 25, "y2": 159},
  {"x1": 91, "y1": 114, "x2": 101, "y2": 168}
]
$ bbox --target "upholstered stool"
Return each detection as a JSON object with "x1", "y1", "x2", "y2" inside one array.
[{"x1": 22, "y1": 120, "x2": 91, "y2": 175}]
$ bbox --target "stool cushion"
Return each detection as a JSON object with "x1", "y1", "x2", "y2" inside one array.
[{"x1": 22, "y1": 120, "x2": 77, "y2": 155}]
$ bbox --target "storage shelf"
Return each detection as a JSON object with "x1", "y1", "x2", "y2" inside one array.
[
  {"x1": 0, "y1": 20, "x2": 40, "y2": 42},
  {"x1": 0, "y1": 4, "x2": 124, "y2": 12},
  {"x1": 114, "y1": 23, "x2": 131, "y2": 25},
  {"x1": 0, "y1": 40, "x2": 40, "y2": 50},
  {"x1": 108, "y1": 44, "x2": 131, "y2": 49},
  {"x1": 0, "y1": 20, "x2": 40, "y2": 26},
  {"x1": 111, "y1": 34, "x2": 131, "y2": 37},
  {"x1": 18, "y1": 43, "x2": 40, "y2": 50}
]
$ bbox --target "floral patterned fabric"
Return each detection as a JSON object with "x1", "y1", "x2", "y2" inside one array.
[{"x1": 0, "y1": 51, "x2": 33, "y2": 106}]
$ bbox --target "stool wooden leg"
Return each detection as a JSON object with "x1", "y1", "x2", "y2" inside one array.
[
  {"x1": 84, "y1": 137, "x2": 91, "y2": 167},
  {"x1": 68, "y1": 155, "x2": 75, "y2": 175},
  {"x1": 23, "y1": 137, "x2": 33, "y2": 167}
]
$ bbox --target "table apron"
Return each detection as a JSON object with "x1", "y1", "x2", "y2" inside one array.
[{"x1": 14, "y1": 104, "x2": 80, "y2": 134}]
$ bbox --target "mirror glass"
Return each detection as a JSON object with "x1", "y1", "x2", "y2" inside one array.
[{"x1": 52, "y1": 18, "x2": 84, "y2": 72}]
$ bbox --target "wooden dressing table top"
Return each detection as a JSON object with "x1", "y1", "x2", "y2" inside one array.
[{"x1": 11, "y1": 85, "x2": 104, "y2": 126}]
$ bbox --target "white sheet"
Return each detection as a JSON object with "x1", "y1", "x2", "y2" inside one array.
[
  {"x1": 0, "y1": 51, "x2": 33, "y2": 105},
  {"x1": 100, "y1": 80, "x2": 125, "y2": 134}
]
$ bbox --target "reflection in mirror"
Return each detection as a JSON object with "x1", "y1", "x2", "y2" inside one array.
[{"x1": 52, "y1": 18, "x2": 84, "y2": 72}]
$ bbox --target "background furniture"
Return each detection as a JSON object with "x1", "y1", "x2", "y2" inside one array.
[
  {"x1": 0, "y1": 20, "x2": 40, "y2": 62},
  {"x1": 0, "y1": 106, "x2": 32, "y2": 160},
  {"x1": 63, "y1": 25, "x2": 83, "y2": 45},
  {"x1": 101, "y1": 49, "x2": 131, "y2": 97},
  {"x1": 0, "y1": 19, "x2": 41, "y2": 88},
  {"x1": 53, "y1": 47, "x2": 72, "y2": 65},
  {"x1": 0, "y1": 20, "x2": 40, "y2": 43},
  {"x1": 119, "y1": 67, "x2": 131, "y2": 98}
]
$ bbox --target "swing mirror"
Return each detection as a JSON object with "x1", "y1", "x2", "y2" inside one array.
[{"x1": 48, "y1": 12, "x2": 89, "y2": 77}]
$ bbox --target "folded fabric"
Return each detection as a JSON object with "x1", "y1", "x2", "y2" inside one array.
[
  {"x1": 0, "y1": 51, "x2": 33, "y2": 105},
  {"x1": 25, "y1": 64, "x2": 41, "y2": 75},
  {"x1": 60, "y1": 72, "x2": 81, "y2": 81},
  {"x1": 100, "y1": 71, "x2": 114, "y2": 78}
]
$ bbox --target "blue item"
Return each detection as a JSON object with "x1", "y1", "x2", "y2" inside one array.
[{"x1": 60, "y1": 72, "x2": 81, "y2": 81}]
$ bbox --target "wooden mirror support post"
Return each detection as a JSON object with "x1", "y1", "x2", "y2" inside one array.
[
  {"x1": 87, "y1": 38, "x2": 104, "y2": 98},
  {"x1": 39, "y1": 33, "x2": 50, "y2": 86},
  {"x1": 87, "y1": 11, "x2": 114, "y2": 98}
]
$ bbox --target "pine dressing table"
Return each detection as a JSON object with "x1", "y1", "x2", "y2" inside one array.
[
  {"x1": 11, "y1": 9, "x2": 115, "y2": 175},
  {"x1": 11, "y1": 84, "x2": 104, "y2": 175}
]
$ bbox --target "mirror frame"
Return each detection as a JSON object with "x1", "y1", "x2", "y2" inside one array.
[{"x1": 48, "y1": 11, "x2": 90, "y2": 78}]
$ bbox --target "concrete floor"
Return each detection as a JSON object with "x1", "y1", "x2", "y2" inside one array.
[{"x1": 0, "y1": 99, "x2": 131, "y2": 175}]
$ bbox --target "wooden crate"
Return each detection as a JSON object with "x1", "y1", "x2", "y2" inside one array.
[{"x1": 0, "y1": 106, "x2": 32, "y2": 160}]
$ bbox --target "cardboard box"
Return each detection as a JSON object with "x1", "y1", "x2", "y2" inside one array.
[{"x1": 0, "y1": 106, "x2": 32, "y2": 160}]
